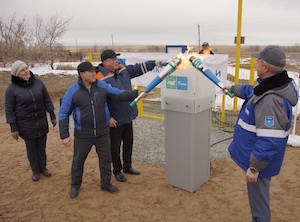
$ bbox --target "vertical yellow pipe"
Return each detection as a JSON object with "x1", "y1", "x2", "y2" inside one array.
[
  {"x1": 131, "y1": 85, "x2": 143, "y2": 117},
  {"x1": 137, "y1": 86, "x2": 143, "y2": 117},
  {"x1": 221, "y1": 94, "x2": 226, "y2": 123},
  {"x1": 249, "y1": 57, "x2": 255, "y2": 85},
  {"x1": 234, "y1": 0, "x2": 243, "y2": 111},
  {"x1": 87, "y1": 52, "x2": 92, "y2": 63}
]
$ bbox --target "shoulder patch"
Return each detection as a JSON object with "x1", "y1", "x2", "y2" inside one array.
[{"x1": 265, "y1": 116, "x2": 274, "y2": 128}]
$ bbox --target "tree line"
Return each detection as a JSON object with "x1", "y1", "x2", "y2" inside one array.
[{"x1": 0, "y1": 13, "x2": 78, "y2": 69}]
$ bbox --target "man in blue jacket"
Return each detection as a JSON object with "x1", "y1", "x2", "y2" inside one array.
[
  {"x1": 59, "y1": 61, "x2": 147, "y2": 199},
  {"x1": 223, "y1": 45, "x2": 298, "y2": 221},
  {"x1": 96, "y1": 49, "x2": 162, "y2": 182}
]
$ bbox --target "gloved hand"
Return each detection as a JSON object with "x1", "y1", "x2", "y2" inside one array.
[
  {"x1": 11, "y1": 131, "x2": 19, "y2": 141},
  {"x1": 51, "y1": 119, "x2": 57, "y2": 127}
]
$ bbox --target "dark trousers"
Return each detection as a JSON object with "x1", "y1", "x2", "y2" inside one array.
[
  {"x1": 24, "y1": 135, "x2": 47, "y2": 173},
  {"x1": 110, "y1": 122, "x2": 133, "y2": 175},
  {"x1": 247, "y1": 177, "x2": 271, "y2": 222},
  {"x1": 71, "y1": 134, "x2": 112, "y2": 189}
]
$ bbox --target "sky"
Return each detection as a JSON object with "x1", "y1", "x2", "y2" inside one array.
[{"x1": 1, "y1": 0, "x2": 300, "y2": 47}]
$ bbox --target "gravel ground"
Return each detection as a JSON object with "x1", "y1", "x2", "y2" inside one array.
[
  {"x1": 65, "y1": 115, "x2": 232, "y2": 167},
  {"x1": 132, "y1": 117, "x2": 233, "y2": 166}
]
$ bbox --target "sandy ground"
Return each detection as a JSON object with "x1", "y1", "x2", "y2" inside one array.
[{"x1": 0, "y1": 72, "x2": 300, "y2": 222}]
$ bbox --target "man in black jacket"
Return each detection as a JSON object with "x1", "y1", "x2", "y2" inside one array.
[
  {"x1": 59, "y1": 61, "x2": 146, "y2": 199},
  {"x1": 97, "y1": 49, "x2": 162, "y2": 183}
]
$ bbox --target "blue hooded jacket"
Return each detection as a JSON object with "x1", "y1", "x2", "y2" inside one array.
[{"x1": 229, "y1": 71, "x2": 298, "y2": 177}]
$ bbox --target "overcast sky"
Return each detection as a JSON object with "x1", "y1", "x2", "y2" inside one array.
[{"x1": 1, "y1": 0, "x2": 300, "y2": 47}]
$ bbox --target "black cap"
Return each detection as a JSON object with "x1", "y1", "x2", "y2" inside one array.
[
  {"x1": 202, "y1": 42, "x2": 209, "y2": 46},
  {"x1": 77, "y1": 61, "x2": 96, "y2": 74},
  {"x1": 101, "y1": 49, "x2": 121, "y2": 61}
]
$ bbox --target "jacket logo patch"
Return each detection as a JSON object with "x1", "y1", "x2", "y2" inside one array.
[
  {"x1": 245, "y1": 108, "x2": 249, "y2": 115},
  {"x1": 265, "y1": 116, "x2": 274, "y2": 128}
]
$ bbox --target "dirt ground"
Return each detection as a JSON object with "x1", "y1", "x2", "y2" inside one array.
[{"x1": 0, "y1": 71, "x2": 300, "y2": 222}]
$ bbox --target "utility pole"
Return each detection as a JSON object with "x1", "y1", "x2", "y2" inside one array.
[
  {"x1": 198, "y1": 24, "x2": 200, "y2": 52},
  {"x1": 111, "y1": 35, "x2": 114, "y2": 49},
  {"x1": 76, "y1": 39, "x2": 78, "y2": 52}
]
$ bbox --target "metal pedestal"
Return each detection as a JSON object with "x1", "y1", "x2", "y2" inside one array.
[{"x1": 164, "y1": 109, "x2": 211, "y2": 193}]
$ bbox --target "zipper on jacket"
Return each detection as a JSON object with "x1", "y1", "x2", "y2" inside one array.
[
  {"x1": 90, "y1": 92, "x2": 97, "y2": 136},
  {"x1": 29, "y1": 85, "x2": 41, "y2": 137}
]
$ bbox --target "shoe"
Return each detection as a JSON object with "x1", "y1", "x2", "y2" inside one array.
[
  {"x1": 115, "y1": 173, "x2": 127, "y2": 182},
  {"x1": 123, "y1": 168, "x2": 140, "y2": 175},
  {"x1": 101, "y1": 184, "x2": 119, "y2": 194},
  {"x1": 32, "y1": 173, "x2": 40, "y2": 182},
  {"x1": 40, "y1": 168, "x2": 52, "y2": 177},
  {"x1": 70, "y1": 187, "x2": 78, "y2": 199}
]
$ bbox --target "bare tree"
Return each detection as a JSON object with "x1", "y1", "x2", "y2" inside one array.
[
  {"x1": 0, "y1": 13, "x2": 73, "y2": 67},
  {"x1": 0, "y1": 14, "x2": 29, "y2": 66},
  {"x1": 33, "y1": 15, "x2": 47, "y2": 46},
  {"x1": 31, "y1": 15, "x2": 50, "y2": 63},
  {"x1": 46, "y1": 14, "x2": 72, "y2": 69},
  {"x1": 33, "y1": 13, "x2": 72, "y2": 69}
]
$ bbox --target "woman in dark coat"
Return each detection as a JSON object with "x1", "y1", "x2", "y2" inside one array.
[{"x1": 5, "y1": 60, "x2": 57, "y2": 182}]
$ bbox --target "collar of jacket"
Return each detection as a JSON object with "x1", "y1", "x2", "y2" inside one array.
[
  {"x1": 254, "y1": 70, "x2": 291, "y2": 95},
  {"x1": 97, "y1": 63, "x2": 126, "y2": 77},
  {"x1": 11, "y1": 71, "x2": 35, "y2": 87},
  {"x1": 78, "y1": 77, "x2": 97, "y2": 91}
]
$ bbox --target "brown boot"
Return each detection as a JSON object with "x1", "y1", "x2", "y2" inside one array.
[
  {"x1": 40, "y1": 168, "x2": 52, "y2": 177},
  {"x1": 32, "y1": 172, "x2": 40, "y2": 182}
]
